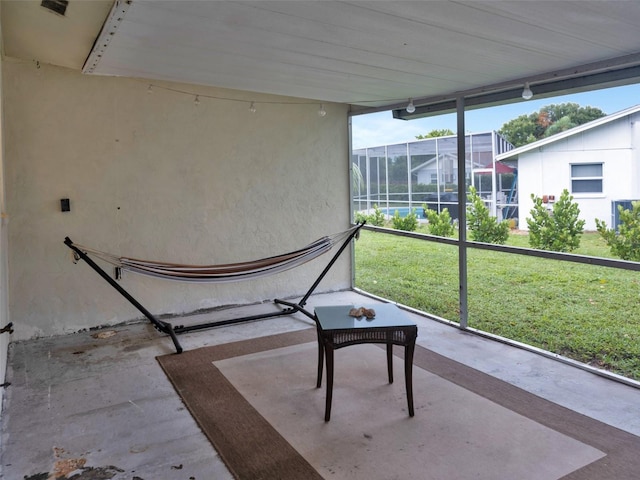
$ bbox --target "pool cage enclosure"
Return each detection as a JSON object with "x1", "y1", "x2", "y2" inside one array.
[{"x1": 352, "y1": 131, "x2": 517, "y2": 223}]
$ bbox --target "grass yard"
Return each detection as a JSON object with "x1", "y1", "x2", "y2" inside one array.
[{"x1": 354, "y1": 228, "x2": 640, "y2": 380}]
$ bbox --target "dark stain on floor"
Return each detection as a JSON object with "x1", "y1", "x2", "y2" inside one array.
[{"x1": 24, "y1": 465, "x2": 130, "y2": 480}]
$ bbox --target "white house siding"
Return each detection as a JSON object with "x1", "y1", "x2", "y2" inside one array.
[
  {"x1": 3, "y1": 61, "x2": 350, "y2": 341},
  {"x1": 518, "y1": 114, "x2": 640, "y2": 231},
  {"x1": 415, "y1": 160, "x2": 437, "y2": 185}
]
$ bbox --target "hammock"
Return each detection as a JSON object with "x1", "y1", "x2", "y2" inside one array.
[
  {"x1": 69, "y1": 227, "x2": 355, "y2": 283},
  {"x1": 64, "y1": 223, "x2": 365, "y2": 353}
]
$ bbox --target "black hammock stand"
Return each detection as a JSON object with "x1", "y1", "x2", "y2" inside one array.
[{"x1": 64, "y1": 222, "x2": 365, "y2": 354}]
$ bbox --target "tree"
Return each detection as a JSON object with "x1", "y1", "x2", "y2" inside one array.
[
  {"x1": 596, "y1": 202, "x2": 640, "y2": 261},
  {"x1": 423, "y1": 206, "x2": 455, "y2": 237},
  {"x1": 466, "y1": 187, "x2": 510, "y2": 244},
  {"x1": 391, "y1": 208, "x2": 419, "y2": 232},
  {"x1": 527, "y1": 189, "x2": 585, "y2": 252},
  {"x1": 498, "y1": 103, "x2": 605, "y2": 147},
  {"x1": 352, "y1": 162, "x2": 364, "y2": 193},
  {"x1": 544, "y1": 115, "x2": 577, "y2": 137},
  {"x1": 415, "y1": 128, "x2": 454, "y2": 139},
  {"x1": 354, "y1": 204, "x2": 386, "y2": 227},
  {"x1": 498, "y1": 116, "x2": 537, "y2": 148}
]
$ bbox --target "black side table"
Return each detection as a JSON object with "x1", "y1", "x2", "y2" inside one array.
[{"x1": 314, "y1": 304, "x2": 418, "y2": 421}]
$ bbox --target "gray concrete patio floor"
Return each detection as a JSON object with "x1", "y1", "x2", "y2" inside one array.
[{"x1": 2, "y1": 290, "x2": 639, "y2": 479}]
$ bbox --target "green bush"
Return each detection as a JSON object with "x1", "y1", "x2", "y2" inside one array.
[
  {"x1": 423, "y1": 206, "x2": 455, "y2": 237},
  {"x1": 527, "y1": 189, "x2": 585, "y2": 252},
  {"x1": 354, "y1": 204, "x2": 386, "y2": 227},
  {"x1": 596, "y1": 201, "x2": 640, "y2": 261},
  {"x1": 466, "y1": 186, "x2": 510, "y2": 244},
  {"x1": 354, "y1": 211, "x2": 367, "y2": 224},
  {"x1": 391, "y1": 208, "x2": 419, "y2": 232}
]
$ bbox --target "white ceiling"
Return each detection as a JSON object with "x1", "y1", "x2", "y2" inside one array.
[
  {"x1": 1, "y1": 0, "x2": 113, "y2": 70},
  {"x1": 4, "y1": 0, "x2": 640, "y2": 114}
]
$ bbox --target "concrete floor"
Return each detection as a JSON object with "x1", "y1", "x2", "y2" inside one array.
[{"x1": 2, "y1": 290, "x2": 639, "y2": 479}]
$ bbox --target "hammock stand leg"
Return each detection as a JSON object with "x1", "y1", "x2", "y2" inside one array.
[
  {"x1": 172, "y1": 222, "x2": 365, "y2": 334},
  {"x1": 274, "y1": 221, "x2": 365, "y2": 319},
  {"x1": 64, "y1": 237, "x2": 183, "y2": 354}
]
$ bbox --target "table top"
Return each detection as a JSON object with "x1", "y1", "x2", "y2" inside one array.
[{"x1": 314, "y1": 304, "x2": 417, "y2": 331}]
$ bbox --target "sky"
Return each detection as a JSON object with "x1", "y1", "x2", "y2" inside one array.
[{"x1": 351, "y1": 83, "x2": 640, "y2": 150}]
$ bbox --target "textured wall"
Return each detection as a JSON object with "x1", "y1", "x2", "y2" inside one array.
[
  {"x1": 0, "y1": 18, "x2": 9, "y2": 392},
  {"x1": 4, "y1": 61, "x2": 351, "y2": 340}
]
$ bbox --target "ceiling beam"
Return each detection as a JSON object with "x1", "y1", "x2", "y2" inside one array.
[
  {"x1": 349, "y1": 52, "x2": 640, "y2": 119},
  {"x1": 392, "y1": 64, "x2": 640, "y2": 120}
]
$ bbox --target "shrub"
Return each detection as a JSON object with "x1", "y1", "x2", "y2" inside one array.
[
  {"x1": 527, "y1": 189, "x2": 585, "y2": 252},
  {"x1": 368, "y1": 204, "x2": 386, "y2": 227},
  {"x1": 391, "y1": 208, "x2": 419, "y2": 232},
  {"x1": 423, "y1": 206, "x2": 455, "y2": 237},
  {"x1": 595, "y1": 201, "x2": 640, "y2": 261},
  {"x1": 354, "y1": 211, "x2": 368, "y2": 224},
  {"x1": 466, "y1": 187, "x2": 510, "y2": 244},
  {"x1": 354, "y1": 204, "x2": 386, "y2": 227}
]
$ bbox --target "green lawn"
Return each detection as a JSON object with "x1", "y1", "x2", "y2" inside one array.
[{"x1": 354, "y1": 229, "x2": 640, "y2": 380}]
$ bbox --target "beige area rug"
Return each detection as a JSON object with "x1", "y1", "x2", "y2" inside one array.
[{"x1": 157, "y1": 329, "x2": 640, "y2": 480}]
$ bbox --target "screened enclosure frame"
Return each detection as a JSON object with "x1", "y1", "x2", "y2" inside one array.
[
  {"x1": 352, "y1": 131, "x2": 517, "y2": 223},
  {"x1": 348, "y1": 96, "x2": 640, "y2": 389}
]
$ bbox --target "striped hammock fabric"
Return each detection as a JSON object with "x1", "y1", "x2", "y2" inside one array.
[{"x1": 71, "y1": 225, "x2": 360, "y2": 284}]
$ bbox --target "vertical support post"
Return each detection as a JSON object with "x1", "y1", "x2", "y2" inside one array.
[
  {"x1": 384, "y1": 145, "x2": 390, "y2": 213},
  {"x1": 406, "y1": 142, "x2": 412, "y2": 210},
  {"x1": 435, "y1": 137, "x2": 441, "y2": 211},
  {"x1": 364, "y1": 148, "x2": 369, "y2": 212},
  {"x1": 456, "y1": 96, "x2": 469, "y2": 329},
  {"x1": 348, "y1": 114, "x2": 354, "y2": 220},
  {"x1": 491, "y1": 131, "x2": 499, "y2": 218}
]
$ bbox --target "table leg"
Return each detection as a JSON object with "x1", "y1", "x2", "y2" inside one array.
[
  {"x1": 405, "y1": 340, "x2": 416, "y2": 417},
  {"x1": 325, "y1": 343, "x2": 334, "y2": 422},
  {"x1": 316, "y1": 333, "x2": 324, "y2": 388},
  {"x1": 386, "y1": 342, "x2": 394, "y2": 384}
]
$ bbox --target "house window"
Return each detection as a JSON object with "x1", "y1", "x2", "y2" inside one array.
[
  {"x1": 571, "y1": 163, "x2": 603, "y2": 193},
  {"x1": 430, "y1": 173, "x2": 437, "y2": 184}
]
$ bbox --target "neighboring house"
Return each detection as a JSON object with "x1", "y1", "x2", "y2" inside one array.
[
  {"x1": 496, "y1": 105, "x2": 640, "y2": 231},
  {"x1": 413, "y1": 152, "x2": 459, "y2": 186}
]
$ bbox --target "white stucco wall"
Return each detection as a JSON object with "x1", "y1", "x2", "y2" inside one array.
[
  {"x1": 3, "y1": 61, "x2": 351, "y2": 340},
  {"x1": 518, "y1": 115, "x2": 640, "y2": 231},
  {"x1": 0, "y1": 17, "x2": 9, "y2": 403}
]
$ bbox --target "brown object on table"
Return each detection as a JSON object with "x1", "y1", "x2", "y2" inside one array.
[{"x1": 348, "y1": 306, "x2": 376, "y2": 318}]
